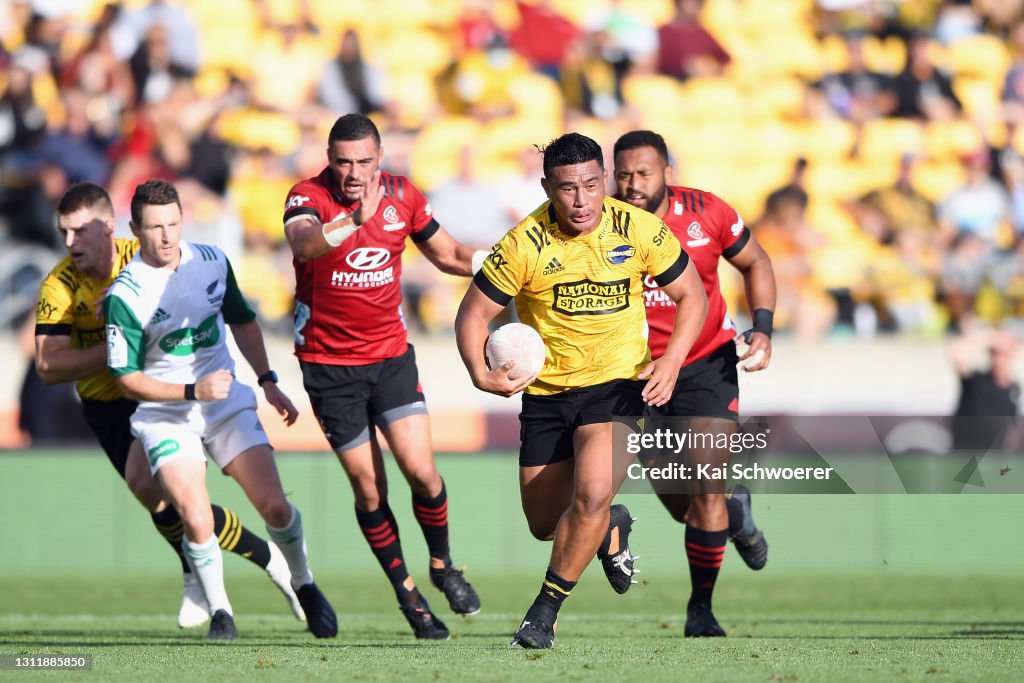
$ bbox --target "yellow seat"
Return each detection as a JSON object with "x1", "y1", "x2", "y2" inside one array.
[
  {"x1": 795, "y1": 119, "x2": 858, "y2": 162},
  {"x1": 409, "y1": 117, "x2": 483, "y2": 191},
  {"x1": 387, "y1": 73, "x2": 440, "y2": 130},
  {"x1": 507, "y1": 73, "x2": 564, "y2": 123},
  {"x1": 745, "y1": 78, "x2": 807, "y2": 119},
  {"x1": 806, "y1": 161, "x2": 869, "y2": 203},
  {"x1": 679, "y1": 78, "x2": 746, "y2": 120},
  {"x1": 953, "y1": 76, "x2": 1002, "y2": 120},
  {"x1": 858, "y1": 119, "x2": 926, "y2": 162},
  {"x1": 947, "y1": 34, "x2": 1011, "y2": 84},
  {"x1": 219, "y1": 110, "x2": 301, "y2": 156},
  {"x1": 308, "y1": 0, "x2": 372, "y2": 35},
  {"x1": 369, "y1": 28, "x2": 453, "y2": 78},
  {"x1": 758, "y1": 32, "x2": 826, "y2": 80},
  {"x1": 622, "y1": 75, "x2": 681, "y2": 111},
  {"x1": 924, "y1": 120, "x2": 984, "y2": 161},
  {"x1": 911, "y1": 161, "x2": 966, "y2": 203}
]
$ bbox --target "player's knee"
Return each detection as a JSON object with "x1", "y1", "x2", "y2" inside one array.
[
  {"x1": 525, "y1": 513, "x2": 558, "y2": 541},
  {"x1": 689, "y1": 493, "x2": 724, "y2": 513},
  {"x1": 571, "y1": 486, "x2": 613, "y2": 518},
  {"x1": 179, "y1": 507, "x2": 213, "y2": 541},
  {"x1": 684, "y1": 493, "x2": 727, "y2": 526},
  {"x1": 348, "y1": 473, "x2": 382, "y2": 509},
  {"x1": 126, "y1": 472, "x2": 165, "y2": 512},
  {"x1": 659, "y1": 494, "x2": 689, "y2": 525},
  {"x1": 403, "y1": 464, "x2": 440, "y2": 498},
  {"x1": 256, "y1": 493, "x2": 293, "y2": 528}
]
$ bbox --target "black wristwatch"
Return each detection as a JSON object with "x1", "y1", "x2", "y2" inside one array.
[{"x1": 257, "y1": 370, "x2": 278, "y2": 386}]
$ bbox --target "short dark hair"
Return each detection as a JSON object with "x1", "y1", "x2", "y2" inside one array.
[
  {"x1": 56, "y1": 182, "x2": 113, "y2": 217},
  {"x1": 613, "y1": 130, "x2": 669, "y2": 163},
  {"x1": 130, "y1": 179, "x2": 181, "y2": 225},
  {"x1": 541, "y1": 133, "x2": 603, "y2": 178},
  {"x1": 328, "y1": 114, "x2": 381, "y2": 147}
]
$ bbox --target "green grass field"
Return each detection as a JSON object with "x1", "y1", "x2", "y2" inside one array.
[{"x1": 2, "y1": 452, "x2": 1023, "y2": 681}]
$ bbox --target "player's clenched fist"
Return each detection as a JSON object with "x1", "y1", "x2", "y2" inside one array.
[{"x1": 196, "y1": 369, "x2": 233, "y2": 401}]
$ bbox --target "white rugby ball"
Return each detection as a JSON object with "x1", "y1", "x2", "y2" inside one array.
[{"x1": 485, "y1": 323, "x2": 546, "y2": 381}]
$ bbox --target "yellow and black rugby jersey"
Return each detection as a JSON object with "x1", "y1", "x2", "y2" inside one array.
[
  {"x1": 476, "y1": 196, "x2": 688, "y2": 396},
  {"x1": 35, "y1": 238, "x2": 139, "y2": 401}
]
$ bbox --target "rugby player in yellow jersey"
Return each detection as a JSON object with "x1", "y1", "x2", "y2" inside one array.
[
  {"x1": 455, "y1": 133, "x2": 708, "y2": 648},
  {"x1": 34, "y1": 182, "x2": 304, "y2": 628}
]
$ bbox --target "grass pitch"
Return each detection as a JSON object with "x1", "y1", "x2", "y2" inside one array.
[
  {"x1": 1, "y1": 452, "x2": 1023, "y2": 681},
  {"x1": 2, "y1": 573, "x2": 1022, "y2": 682}
]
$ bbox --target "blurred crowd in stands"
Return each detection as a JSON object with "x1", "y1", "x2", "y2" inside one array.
[{"x1": 4, "y1": 0, "x2": 1024, "y2": 341}]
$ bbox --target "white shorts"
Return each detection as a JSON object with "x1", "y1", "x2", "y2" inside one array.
[{"x1": 131, "y1": 382, "x2": 270, "y2": 475}]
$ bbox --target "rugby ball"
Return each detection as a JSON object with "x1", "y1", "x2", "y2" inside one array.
[{"x1": 485, "y1": 323, "x2": 546, "y2": 381}]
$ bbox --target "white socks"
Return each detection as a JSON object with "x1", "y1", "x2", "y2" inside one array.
[
  {"x1": 182, "y1": 534, "x2": 232, "y2": 616},
  {"x1": 266, "y1": 504, "x2": 315, "y2": 590}
]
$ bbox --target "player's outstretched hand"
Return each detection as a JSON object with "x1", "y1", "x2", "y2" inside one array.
[
  {"x1": 476, "y1": 361, "x2": 538, "y2": 397},
  {"x1": 638, "y1": 358, "x2": 681, "y2": 407},
  {"x1": 735, "y1": 330, "x2": 771, "y2": 373},
  {"x1": 263, "y1": 383, "x2": 299, "y2": 426},
  {"x1": 353, "y1": 170, "x2": 384, "y2": 226},
  {"x1": 196, "y1": 369, "x2": 233, "y2": 401}
]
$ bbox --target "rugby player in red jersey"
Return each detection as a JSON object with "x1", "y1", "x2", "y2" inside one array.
[
  {"x1": 282, "y1": 114, "x2": 488, "y2": 640},
  {"x1": 613, "y1": 130, "x2": 777, "y2": 637}
]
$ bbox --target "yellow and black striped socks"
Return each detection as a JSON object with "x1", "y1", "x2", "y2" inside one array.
[
  {"x1": 151, "y1": 504, "x2": 273, "y2": 572},
  {"x1": 212, "y1": 505, "x2": 271, "y2": 568},
  {"x1": 150, "y1": 507, "x2": 190, "y2": 573},
  {"x1": 532, "y1": 567, "x2": 576, "y2": 617}
]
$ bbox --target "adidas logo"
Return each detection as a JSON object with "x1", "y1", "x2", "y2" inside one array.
[
  {"x1": 75, "y1": 301, "x2": 90, "y2": 316},
  {"x1": 149, "y1": 308, "x2": 170, "y2": 325},
  {"x1": 542, "y1": 257, "x2": 565, "y2": 275}
]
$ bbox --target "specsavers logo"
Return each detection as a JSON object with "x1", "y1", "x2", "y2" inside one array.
[
  {"x1": 552, "y1": 278, "x2": 630, "y2": 316},
  {"x1": 148, "y1": 438, "x2": 180, "y2": 467},
  {"x1": 158, "y1": 315, "x2": 220, "y2": 355}
]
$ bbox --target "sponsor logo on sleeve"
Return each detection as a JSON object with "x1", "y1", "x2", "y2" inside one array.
[
  {"x1": 285, "y1": 195, "x2": 311, "y2": 210},
  {"x1": 37, "y1": 298, "x2": 58, "y2": 320},
  {"x1": 731, "y1": 216, "x2": 745, "y2": 236},
  {"x1": 488, "y1": 245, "x2": 508, "y2": 271}
]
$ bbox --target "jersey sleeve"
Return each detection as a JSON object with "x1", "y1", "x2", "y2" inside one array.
[
  {"x1": 283, "y1": 180, "x2": 331, "y2": 226},
  {"x1": 709, "y1": 193, "x2": 750, "y2": 258},
  {"x1": 221, "y1": 259, "x2": 258, "y2": 324},
  {"x1": 104, "y1": 294, "x2": 146, "y2": 376},
  {"x1": 35, "y1": 271, "x2": 74, "y2": 336},
  {"x1": 403, "y1": 178, "x2": 440, "y2": 243},
  {"x1": 473, "y1": 229, "x2": 529, "y2": 306},
  {"x1": 643, "y1": 219, "x2": 690, "y2": 287}
]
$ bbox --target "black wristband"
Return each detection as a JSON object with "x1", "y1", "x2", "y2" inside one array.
[
  {"x1": 752, "y1": 309, "x2": 774, "y2": 339},
  {"x1": 184, "y1": 383, "x2": 197, "y2": 401}
]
